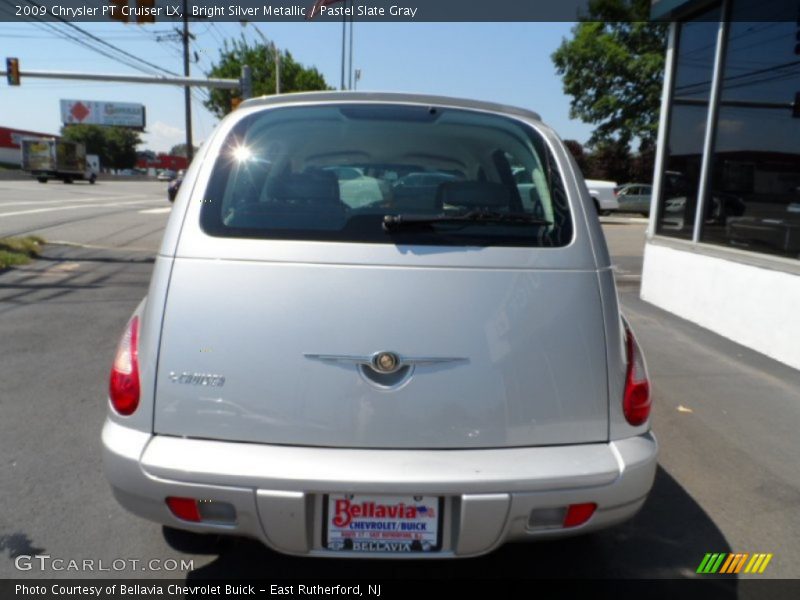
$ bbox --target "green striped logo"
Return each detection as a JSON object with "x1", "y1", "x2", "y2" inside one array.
[{"x1": 697, "y1": 553, "x2": 773, "y2": 574}]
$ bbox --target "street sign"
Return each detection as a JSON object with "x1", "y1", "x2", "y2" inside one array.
[{"x1": 60, "y1": 100, "x2": 146, "y2": 129}]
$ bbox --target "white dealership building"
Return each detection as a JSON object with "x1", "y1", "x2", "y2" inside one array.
[{"x1": 644, "y1": 0, "x2": 800, "y2": 369}]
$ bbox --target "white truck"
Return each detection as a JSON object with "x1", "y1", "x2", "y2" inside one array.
[
  {"x1": 21, "y1": 138, "x2": 99, "y2": 184},
  {"x1": 584, "y1": 179, "x2": 619, "y2": 215}
]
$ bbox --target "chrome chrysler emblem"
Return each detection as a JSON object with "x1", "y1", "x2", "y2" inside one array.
[
  {"x1": 373, "y1": 351, "x2": 399, "y2": 374},
  {"x1": 304, "y1": 352, "x2": 466, "y2": 374}
]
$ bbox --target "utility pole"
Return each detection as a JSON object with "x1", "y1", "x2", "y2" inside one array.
[
  {"x1": 275, "y1": 47, "x2": 281, "y2": 94},
  {"x1": 182, "y1": 0, "x2": 193, "y2": 163},
  {"x1": 241, "y1": 66, "x2": 252, "y2": 99},
  {"x1": 348, "y1": 3, "x2": 354, "y2": 90},
  {"x1": 241, "y1": 22, "x2": 280, "y2": 95},
  {"x1": 340, "y1": 7, "x2": 346, "y2": 90}
]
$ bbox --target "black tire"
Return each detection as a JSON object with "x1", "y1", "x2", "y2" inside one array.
[
  {"x1": 63, "y1": 178, "x2": 74, "y2": 184},
  {"x1": 37, "y1": 177, "x2": 48, "y2": 184},
  {"x1": 89, "y1": 174, "x2": 97, "y2": 184}
]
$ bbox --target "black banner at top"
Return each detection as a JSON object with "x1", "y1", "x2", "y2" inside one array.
[{"x1": 0, "y1": 0, "x2": 798, "y2": 22}]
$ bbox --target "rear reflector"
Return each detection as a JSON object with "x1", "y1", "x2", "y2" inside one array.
[
  {"x1": 109, "y1": 316, "x2": 140, "y2": 416},
  {"x1": 563, "y1": 503, "x2": 597, "y2": 528},
  {"x1": 623, "y1": 323, "x2": 651, "y2": 426},
  {"x1": 166, "y1": 497, "x2": 201, "y2": 522},
  {"x1": 165, "y1": 497, "x2": 237, "y2": 525}
]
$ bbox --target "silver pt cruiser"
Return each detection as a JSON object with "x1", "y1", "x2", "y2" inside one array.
[{"x1": 103, "y1": 92, "x2": 657, "y2": 558}]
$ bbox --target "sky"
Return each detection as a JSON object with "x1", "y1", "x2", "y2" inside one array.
[{"x1": 0, "y1": 21, "x2": 595, "y2": 153}]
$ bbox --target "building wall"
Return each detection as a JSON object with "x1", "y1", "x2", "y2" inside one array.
[
  {"x1": 0, "y1": 126, "x2": 57, "y2": 167},
  {"x1": 643, "y1": 0, "x2": 800, "y2": 370},
  {"x1": 642, "y1": 242, "x2": 800, "y2": 370}
]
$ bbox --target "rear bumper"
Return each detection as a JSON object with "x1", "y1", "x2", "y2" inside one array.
[{"x1": 102, "y1": 419, "x2": 657, "y2": 558}]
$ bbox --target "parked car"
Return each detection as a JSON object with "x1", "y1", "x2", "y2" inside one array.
[
  {"x1": 157, "y1": 169, "x2": 176, "y2": 181},
  {"x1": 167, "y1": 169, "x2": 185, "y2": 203},
  {"x1": 322, "y1": 166, "x2": 385, "y2": 208},
  {"x1": 584, "y1": 179, "x2": 619, "y2": 214},
  {"x1": 615, "y1": 183, "x2": 652, "y2": 216},
  {"x1": 103, "y1": 92, "x2": 656, "y2": 558},
  {"x1": 390, "y1": 171, "x2": 460, "y2": 212}
]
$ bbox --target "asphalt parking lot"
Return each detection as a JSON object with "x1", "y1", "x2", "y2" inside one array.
[{"x1": 1, "y1": 180, "x2": 799, "y2": 584}]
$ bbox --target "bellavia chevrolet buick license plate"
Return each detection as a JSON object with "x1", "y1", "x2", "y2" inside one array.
[{"x1": 323, "y1": 494, "x2": 443, "y2": 553}]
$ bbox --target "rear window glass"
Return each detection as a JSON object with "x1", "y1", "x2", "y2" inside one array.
[{"x1": 200, "y1": 104, "x2": 572, "y2": 247}]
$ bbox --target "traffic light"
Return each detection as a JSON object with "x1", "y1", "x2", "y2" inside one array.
[
  {"x1": 108, "y1": 0, "x2": 128, "y2": 23},
  {"x1": 6, "y1": 57, "x2": 20, "y2": 86},
  {"x1": 136, "y1": 0, "x2": 156, "y2": 24}
]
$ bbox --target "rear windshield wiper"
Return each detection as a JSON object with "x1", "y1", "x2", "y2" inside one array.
[{"x1": 383, "y1": 210, "x2": 552, "y2": 231}]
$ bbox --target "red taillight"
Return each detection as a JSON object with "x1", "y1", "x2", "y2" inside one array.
[
  {"x1": 563, "y1": 503, "x2": 597, "y2": 528},
  {"x1": 623, "y1": 324, "x2": 651, "y2": 426},
  {"x1": 166, "y1": 497, "x2": 201, "y2": 522},
  {"x1": 109, "y1": 316, "x2": 140, "y2": 416}
]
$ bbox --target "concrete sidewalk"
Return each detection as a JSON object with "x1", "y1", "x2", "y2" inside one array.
[{"x1": 620, "y1": 286, "x2": 800, "y2": 578}]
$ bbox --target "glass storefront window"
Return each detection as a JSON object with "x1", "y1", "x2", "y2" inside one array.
[
  {"x1": 655, "y1": 4, "x2": 721, "y2": 239},
  {"x1": 701, "y1": 0, "x2": 800, "y2": 259}
]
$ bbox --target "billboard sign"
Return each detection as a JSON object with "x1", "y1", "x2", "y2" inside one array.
[{"x1": 60, "y1": 100, "x2": 146, "y2": 129}]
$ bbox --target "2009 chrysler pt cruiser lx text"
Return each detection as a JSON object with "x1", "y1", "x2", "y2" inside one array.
[{"x1": 102, "y1": 92, "x2": 657, "y2": 558}]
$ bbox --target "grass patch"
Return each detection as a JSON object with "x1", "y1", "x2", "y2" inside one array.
[{"x1": 0, "y1": 236, "x2": 45, "y2": 269}]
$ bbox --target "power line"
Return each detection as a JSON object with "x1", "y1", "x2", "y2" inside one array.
[
  {"x1": 675, "y1": 58, "x2": 800, "y2": 94},
  {"x1": 29, "y1": 20, "x2": 155, "y2": 75},
  {"x1": 22, "y1": 0, "x2": 181, "y2": 78}
]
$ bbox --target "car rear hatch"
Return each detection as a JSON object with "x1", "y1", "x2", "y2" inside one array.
[{"x1": 152, "y1": 101, "x2": 610, "y2": 449}]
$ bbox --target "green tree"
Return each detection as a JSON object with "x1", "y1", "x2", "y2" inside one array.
[
  {"x1": 563, "y1": 139, "x2": 590, "y2": 175},
  {"x1": 60, "y1": 124, "x2": 142, "y2": 169},
  {"x1": 104, "y1": 127, "x2": 141, "y2": 170},
  {"x1": 586, "y1": 140, "x2": 633, "y2": 182},
  {"x1": 552, "y1": 0, "x2": 667, "y2": 153},
  {"x1": 204, "y1": 37, "x2": 332, "y2": 119}
]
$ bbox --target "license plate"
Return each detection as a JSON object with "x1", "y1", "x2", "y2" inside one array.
[{"x1": 323, "y1": 494, "x2": 442, "y2": 553}]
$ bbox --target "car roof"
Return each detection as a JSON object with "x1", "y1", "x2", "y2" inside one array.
[{"x1": 239, "y1": 91, "x2": 542, "y2": 122}]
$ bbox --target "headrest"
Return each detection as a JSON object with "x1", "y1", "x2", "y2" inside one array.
[
  {"x1": 436, "y1": 181, "x2": 511, "y2": 210},
  {"x1": 269, "y1": 172, "x2": 340, "y2": 204}
]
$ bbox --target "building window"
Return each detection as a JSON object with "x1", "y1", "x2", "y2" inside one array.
[
  {"x1": 700, "y1": 0, "x2": 800, "y2": 259},
  {"x1": 655, "y1": 4, "x2": 721, "y2": 239}
]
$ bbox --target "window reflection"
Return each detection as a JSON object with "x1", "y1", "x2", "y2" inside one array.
[
  {"x1": 656, "y1": 6, "x2": 721, "y2": 239},
  {"x1": 702, "y1": 1, "x2": 800, "y2": 259}
]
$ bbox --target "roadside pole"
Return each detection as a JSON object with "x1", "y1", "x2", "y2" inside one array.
[{"x1": 182, "y1": 0, "x2": 193, "y2": 163}]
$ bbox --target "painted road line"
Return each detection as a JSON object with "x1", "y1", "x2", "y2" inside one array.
[
  {"x1": 0, "y1": 194, "x2": 154, "y2": 207},
  {"x1": 0, "y1": 195, "x2": 153, "y2": 207},
  {"x1": 47, "y1": 241, "x2": 155, "y2": 252},
  {"x1": 0, "y1": 199, "x2": 160, "y2": 219},
  {"x1": 138, "y1": 207, "x2": 172, "y2": 214}
]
